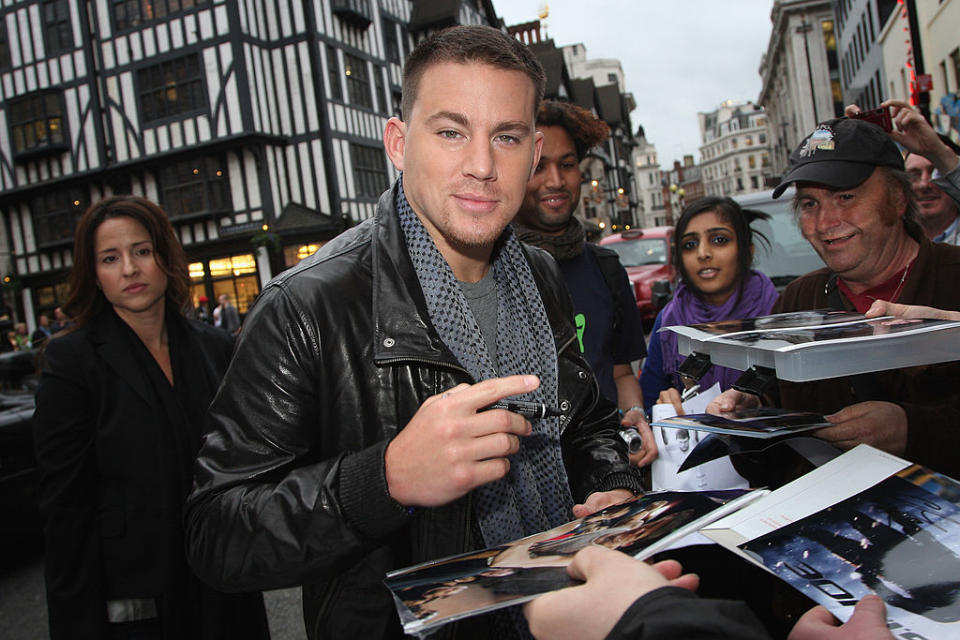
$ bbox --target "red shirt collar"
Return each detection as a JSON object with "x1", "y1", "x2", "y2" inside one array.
[{"x1": 837, "y1": 259, "x2": 915, "y2": 313}]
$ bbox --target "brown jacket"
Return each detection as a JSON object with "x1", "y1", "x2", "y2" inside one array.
[{"x1": 773, "y1": 234, "x2": 960, "y2": 478}]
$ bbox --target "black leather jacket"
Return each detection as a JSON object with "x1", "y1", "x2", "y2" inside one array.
[{"x1": 185, "y1": 184, "x2": 641, "y2": 639}]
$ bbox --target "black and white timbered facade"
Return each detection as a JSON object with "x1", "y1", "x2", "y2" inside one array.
[{"x1": 0, "y1": 0, "x2": 500, "y2": 328}]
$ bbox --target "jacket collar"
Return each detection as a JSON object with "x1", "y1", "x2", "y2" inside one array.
[
  {"x1": 370, "y1": 182, "x2": 576, "y2": 366},
  {"x1": 88, "y1": 305, "x2": 156, "y2": 405}
]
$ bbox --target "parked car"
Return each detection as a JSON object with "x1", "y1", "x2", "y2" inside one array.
[
  {"x1": 598, "y1": 226, "x2": 675, "y2": 322},
  {"x1": 0, "y1": 389, "x2": 38, "y2": 537},
  {"x1": 734, "y1": 187, "x2": 825, "y2": 290}
]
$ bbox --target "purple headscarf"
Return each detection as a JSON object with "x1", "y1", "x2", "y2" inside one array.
[{"x1": 658, "y1": 270, "x2": 780, "y2": 392}]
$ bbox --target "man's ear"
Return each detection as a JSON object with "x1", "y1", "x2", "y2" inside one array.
[
  {"x1": 529, "y1": 129, "x2": 544, "y2": 180},
  {"x1": 384, "y1": 117, "x2": 407, "y2": 172}
]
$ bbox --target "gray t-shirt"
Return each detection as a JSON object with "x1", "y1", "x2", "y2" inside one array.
[{"x1": 458, "y1": 270, "x2": 498, "y2": 371}]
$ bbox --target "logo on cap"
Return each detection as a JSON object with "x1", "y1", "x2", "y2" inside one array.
[{"x1": 799, "y1": 125, "x2": 836, "y2": 158}]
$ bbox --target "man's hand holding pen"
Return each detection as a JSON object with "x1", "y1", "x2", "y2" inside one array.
[{"x1": 385, "y1": 375, "x2": 538, "y2": 507}]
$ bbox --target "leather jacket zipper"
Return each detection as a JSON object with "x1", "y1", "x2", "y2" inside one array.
[{"x1": 374, "y1": 355, "x2": 471, "y2": 378}]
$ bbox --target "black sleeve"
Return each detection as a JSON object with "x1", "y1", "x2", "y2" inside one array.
[
  {"x1": 33, "y1": 336, "x2": 109, "y2": 639},
  {"x1": 184, "y1": 285, "x2": 411, "y2": 592},
  {"x1": 605, "y1": 587, "x2": 771, "y2": 640}
]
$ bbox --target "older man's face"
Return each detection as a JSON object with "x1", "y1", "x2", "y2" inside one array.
[
  {"x1": 795, "y1": 168, "x2": 906, "y2": 286},
  {"x1": 906, "y1": 153, "x2": 958, "y2": 234}
]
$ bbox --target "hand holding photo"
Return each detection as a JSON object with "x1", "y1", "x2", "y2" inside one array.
[{"x1": 651, "y1": 407, "x2": 830, "y2": 439}]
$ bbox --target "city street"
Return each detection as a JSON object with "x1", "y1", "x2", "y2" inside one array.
[{"x1": 0, "y1": 535, "x2": 307, "y2": 640}]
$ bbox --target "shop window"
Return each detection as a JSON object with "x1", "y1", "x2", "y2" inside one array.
[
  {"x1": 32, "y1": 189, "x2": 87, "y2": 247},
  {"x1": 212, "y1": 275, "x2": 258, "y2": 313},
  {"x1": 112, "y1": 0, "x2": 210, "y2": 31},
  {"x1": 160, "y1": 155, "x2": 229, "y2": 219},
  {"x1": 137, "y1": 53, "x2": 206, "y2": 124},
  {"x1": 188, "y1": 261, "x2": 206, "y2": 281},
  {"x1": 283, "y1": 243, "x2": 325, "y2": 267},
  {"x1": 35, "y1": 282, "x2": 71, "y2": 314},
  {"x1": 43, "y1": 0, "x2": 73, "y2": 55},
  {"x1": 208, "y1": 254, "x2": 257, "y2": 278},
  {"x1": 191, "y1": 254, "x2": 260, "y2": 314},
  {"x1": 9, "y1": 91, "x2": 68, "y2": 157}
]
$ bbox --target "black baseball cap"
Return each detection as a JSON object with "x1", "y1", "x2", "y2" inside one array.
[{"x1": 772, "y1": 117, "x2": 904, "y2": 199}]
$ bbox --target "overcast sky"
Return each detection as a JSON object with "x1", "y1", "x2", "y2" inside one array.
[{"x1": 498, "y1": 1, "x2": 777, "y2": 166}]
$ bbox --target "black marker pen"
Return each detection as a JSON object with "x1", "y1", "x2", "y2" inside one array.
[{"x1": 482, "y1": 400, "x2": 564, "y2": 419}]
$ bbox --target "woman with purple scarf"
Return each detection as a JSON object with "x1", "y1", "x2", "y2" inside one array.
[{"x1": 640, "y1": 197, "x2": 780, "y2": 411}]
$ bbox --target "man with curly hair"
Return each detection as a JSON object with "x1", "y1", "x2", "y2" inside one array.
[{"x1": 515, "y1": 100, "x2": 655, "y2": 468}]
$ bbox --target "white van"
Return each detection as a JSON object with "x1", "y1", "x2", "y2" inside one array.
[{"x1": 734, "y1": 187, "x2": 825, "y2": 290}]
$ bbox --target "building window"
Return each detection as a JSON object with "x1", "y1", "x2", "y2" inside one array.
[
  {"x1": 391, "y1": 89, "x2": 402, "y2": 117},
  {"x1": 33, "y1": 189, "x2": 87, "y2": 247},
  {"x1": 326, "y1": 45, "x2": 342, "y2": 101},
  {"x1": 951, "y1": 48, "x2": 960, "y2": 94},
  {"x1": 137, "y1": 54, "x2": 206, "y2": 124},
  {"x1": 0, "y1": 21, "x2": 11, "y2": 69},
  {"x1": 160, "y1": 155, "x2": 229, "y2": 220},
  {"x1": 112, "y1": 0, "x2": 210, "y2": 31},
  {"x1": 344, "y1": 53, "x2": 373, "y2": 109},
  {"x1": 9, "y1": 91, "x2": 68, "y2": 157},
  {"x1": 383, "y1": 18, "x2": 401, "y2": 63},
  {"x1": 350, "y1": 143, "x2": 389, "y2": 198},
  {"x1": 43, "y1": 0, "x2": 73, "y2": 55},
  {"x1": 374, "y1": 65, "x2": 387, "y2": 114}
]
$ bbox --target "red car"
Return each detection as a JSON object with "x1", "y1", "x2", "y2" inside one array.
[{"x1": 598, "y1": 226, "x2": 675, "y2": 322}]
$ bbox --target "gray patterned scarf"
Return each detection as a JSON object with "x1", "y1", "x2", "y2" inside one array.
[
  {"x1": 513, "y1": 216, "x2": 586, "y2": 261},
  {"x1": 395, "y1": 178, "x2": 575, "y2": 547}
]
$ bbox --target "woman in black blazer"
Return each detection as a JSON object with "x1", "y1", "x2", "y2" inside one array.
[{"x1": 34, "y1": 196, "x2": 269, "y2": 640}]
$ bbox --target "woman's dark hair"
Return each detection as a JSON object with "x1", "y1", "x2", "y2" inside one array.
[
  {"x1": 672, "y1": 196, "x2": 770, "y2": 299},
  {"x1": 63, "y1": 195, "x2": 190, "y2": 329}
]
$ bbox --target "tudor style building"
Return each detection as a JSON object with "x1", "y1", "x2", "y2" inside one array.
[{"x1": 0, "y1": 0, "x2": 497, "y2": 328}]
